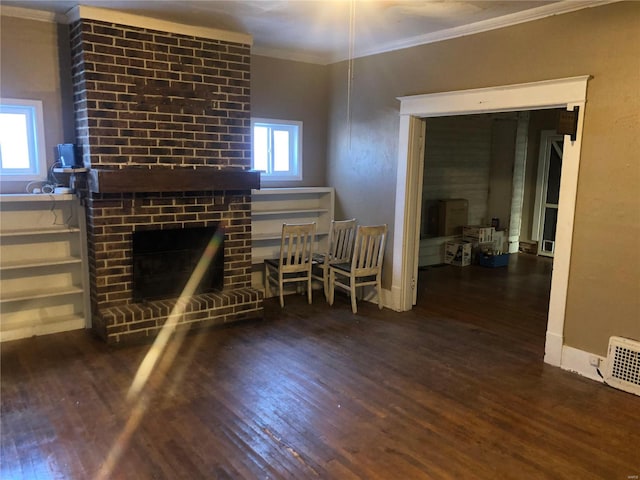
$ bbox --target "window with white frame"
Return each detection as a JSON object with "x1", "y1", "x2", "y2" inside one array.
[
  {"x1": 0, "y1": 99, "x2": 47, "y2": 181},
  {"x1": 251, "y1": 118, "x2": 302, "y2": 181}
]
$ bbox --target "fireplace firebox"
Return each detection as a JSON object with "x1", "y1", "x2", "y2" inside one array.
[{"x1": 132, "y1": 226, "x2": 224, "y2": 302}]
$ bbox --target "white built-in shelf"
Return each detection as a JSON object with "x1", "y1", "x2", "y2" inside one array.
[
  {"x1": 252, "y1": 208, "x2": 330, "y2": 217},
  {"x1": 0, "y1": 285, "x2": 85, "y2": 304},
  {"x1": 251, "y1": 187, "x2": 335, "y2": 291},
  {"x1": 53, "y1": 167, "x2": 87, "y2": 173},
  {"x1": 0, "y1": 193, "x2": 75, "y2": 203},
  {"x1": 0, "y1": 313, "x2": 85, "y2": 343},
  {"x1": 0, "y1": 227, "x2": 81, "y2": 238},
  {"x1": 0, "y1": 256, "x2": 82, "y2": 271},
  {"x1": 253, "y1": 187, "x2": 331, "y2": 195},
  {"x1": 0, "y1": 195, "x2": 89, "y2": 341},
  {"x1": 252, "y1": 230, "x2": 329, "y2": 242}
]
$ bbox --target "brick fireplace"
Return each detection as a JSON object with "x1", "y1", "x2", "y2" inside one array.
[{"x1": 68, "y1": 8, "x2": 263, "y2": 344}]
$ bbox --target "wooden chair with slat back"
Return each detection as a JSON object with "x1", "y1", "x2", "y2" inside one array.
[
  {"x1": 264, "y1": 222, "x2": 316, "y2": 308},
  {"x1": 312, "y1": 218, "x2": 357, "y2": 301},
  {"x1": 328, "y1": 224, "x2": 387, "y2": 314}
]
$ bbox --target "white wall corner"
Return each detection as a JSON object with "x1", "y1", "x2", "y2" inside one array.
[
  {"x1": 382, "y1": 286, "x2": 403, "y2": 312},
  {"x1": 560, "y1": 345, "x2": 605, "y2": 383},
  {"x1": 544, "y1": 331, "x2": 564, "y2": 366},
  {"x1": 360, "y1": 287, "x2": 399, "y2": 312}
]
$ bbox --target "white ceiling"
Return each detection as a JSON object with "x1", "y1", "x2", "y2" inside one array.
[{"x1": 1, "y1": 1, "x2": 611, "y2": 64}]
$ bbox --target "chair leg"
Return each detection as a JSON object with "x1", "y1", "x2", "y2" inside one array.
[
  {"x1": 279, "y1": 274, "x2": 284, "y2": 308},
  {"x1": 307, "y1": 276, "x2": 312, "y2": 304},
  {"x1": 350, "y1": 277, "x2": 358, "y2": 314},
  {"x1": 328, "y1": 269, "x2": 335, "y2": 306},
  {"x1": 323, "y1": 266, "x2": 329, "y2": 301},
  {"x1": 264, "y1": 264, "x2": 270, "y2": 298},
  {"x1": 377, "y1": 279, "x2": 383, "y2": 310}
]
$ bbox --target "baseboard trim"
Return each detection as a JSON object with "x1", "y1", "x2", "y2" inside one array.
[{"x1": 560, "y1": 345, "x2": 605, "y2": 383}]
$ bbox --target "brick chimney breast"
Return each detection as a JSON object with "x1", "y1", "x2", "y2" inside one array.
[{"x1": 69, "y1": 15, "x2": 262, "y2": 344}]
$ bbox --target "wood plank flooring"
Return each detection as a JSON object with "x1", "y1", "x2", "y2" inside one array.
[{"x1": 1, "y1": 254, "x2": 638, "y2": 479}]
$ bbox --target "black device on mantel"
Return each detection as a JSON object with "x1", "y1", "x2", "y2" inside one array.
[{"x1": 56, "y1": 143, "x2": 80, "y2": 168}]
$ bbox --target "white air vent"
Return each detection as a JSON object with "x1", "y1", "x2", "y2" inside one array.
[{"x1": 604, "y1": 336, "x2": 640, "y2": 396}]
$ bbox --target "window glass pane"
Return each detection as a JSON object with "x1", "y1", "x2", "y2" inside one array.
[
  {"x1": 273, "y1": 130, "x2": 290, "y2": 172},
  {"x1": 0, "y1": 112, "x2": 30, "y2": 169},
  {"x1": 253, "y1": 126, "x2": 268, "y2": 172},
  {"x1": 543, "y1": 207, "x2": 558, "y2": 241},
  {"x1": 546, "y1": 143, "x2": 563, "y2": 204},
  {"x1": 251, "y1": 119, "x2": 301, "y2": 181}
]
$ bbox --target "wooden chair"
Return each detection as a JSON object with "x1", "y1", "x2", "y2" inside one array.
[
  {"x1": 312, "y1": 218, "x2": 357, "y2": 301},
  {"x1": 264, "y1": 222, "x2": 316, "y2": 308},
  {"x1": 329, "y1": 224, "x2": 387, "y2": 314}
]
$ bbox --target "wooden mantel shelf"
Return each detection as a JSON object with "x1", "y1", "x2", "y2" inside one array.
[{"x1": 88, "y1": 168, "x2": 261, "y2": 193}]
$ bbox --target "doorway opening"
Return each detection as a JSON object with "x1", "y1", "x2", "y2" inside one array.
[
  {"x1": 415, "y1": 109, "x2": 564, "y2": 351},
  {"x1": 418, "y1": 109, "x2": 564, "y2": 267},
  {"x1": 392, "y1": 76, "x2": 589, "y2": 367}
]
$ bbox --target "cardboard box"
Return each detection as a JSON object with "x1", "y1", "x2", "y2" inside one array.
[
  {"x1": 444, "y1": 240, "x2": 472, "y2": 267},
  {"x1": 463, "y1": 225, "x2": 494, "y2": 243},
  {"x1": 518, "y1": 241, "x2": 538, "y2": 255},
  {"x1": 438, "y1": 199, "x2": 468, "y2": 236}
]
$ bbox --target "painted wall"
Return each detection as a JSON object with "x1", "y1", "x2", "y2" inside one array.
[
  {"x1": 487, "y1": 117, "x2": 517, "y2": 233},
  {"x1": 0, "y1": 16, "x2": 74, "y2": 194},
  {"x1": 327, "y1": 58, "x2": 399, "y2": 271},
  {"x1": 327, "y1": 2, "x2": 640, "y2": 355},
  {"x1": 422, "y1": 115, "x2": 494, "y2": 229},
  {"x1": 421, "y1": 113, "x2": 521, "y2": 234},
  {"x1": 251, "y1": 55, "x2": 329, "y2": 187}
]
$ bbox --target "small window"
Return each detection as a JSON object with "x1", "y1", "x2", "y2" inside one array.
[
  {"x1": 252, "y1": 118, "x2": 302, "y2": 181},
  {"x1": 0, "y1": 99, "x2": 47, "y2": 181}
]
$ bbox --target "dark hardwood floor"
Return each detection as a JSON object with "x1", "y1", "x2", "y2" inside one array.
[{"x1": 1, "y1": 254, "x2": 638, "y2": 479}]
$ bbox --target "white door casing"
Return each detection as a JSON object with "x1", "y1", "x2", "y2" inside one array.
[{"x1": 392, "y1": 76, "x2": 589, "y2": 367}]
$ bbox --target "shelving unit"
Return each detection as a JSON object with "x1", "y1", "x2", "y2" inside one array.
[
  {"x1": 251, "y1": 187, "x2": 334, "y2": 291},
  {"x1": 0, "y1": 194, "x2": 90, "y2": 342}
]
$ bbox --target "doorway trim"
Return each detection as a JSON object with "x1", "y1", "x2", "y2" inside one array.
[{"x1": 392, "y1": 76, "x2": 590, "y2": 366}]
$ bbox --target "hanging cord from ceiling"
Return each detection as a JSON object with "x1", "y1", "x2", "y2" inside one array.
[{"x1": 346, "y1": 0, "x2": 356, "y2": 149}]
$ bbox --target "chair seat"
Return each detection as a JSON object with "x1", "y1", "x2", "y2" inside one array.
[
  {"x1": 332, "y1": 262, "x2": 377, "y2": 283},
  {"x1": 331, "y1": 261, "x2": 351, "y2": 272},
  {"x1": 312, "y1": 253, "x2": 327, "y2": 264},
  {"x1": 264, "y1": 258, "x2": 278, "y2": 268}
]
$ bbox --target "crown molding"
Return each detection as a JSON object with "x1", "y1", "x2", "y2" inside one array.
[
  {"x1": 329, "y1": 0, "x2": 618, "y2": 64},
  {"x1": 65, "y1": 5, "x2": 252, "y2": 45},
  {"x1": 0, "y1": 5, "x2": 62, "y2": 23}
]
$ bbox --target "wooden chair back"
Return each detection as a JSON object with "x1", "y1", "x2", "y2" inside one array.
[
  {"x1": 351, "y1": 224, "x2": 387, "y2": 277},
  {"x1": 279, "y1": 222, "x2": 316, "y2": 274},
  {"x1": 327, "y1": 218, "x2": 357, "y2": 264}
]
